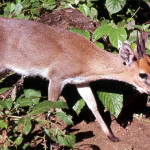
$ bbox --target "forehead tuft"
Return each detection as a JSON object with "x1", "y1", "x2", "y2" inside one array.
[{"x1": 139, "y1": 55, "x2": 150, "y2": 75}]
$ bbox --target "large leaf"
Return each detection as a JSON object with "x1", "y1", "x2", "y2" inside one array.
[
  {"x1": 57, "y1": 133, "x2": 76, "y2": 148},
  {"x1": 0, "y1": 120, "x2": 8, "y2": 129},
  {"x1": 23, "y1": 116, "x2": 32, "y2": 135},
  {"x1": 97, "y1": 91, "x2": 123, "y2": 118},
  {"x1": 15, "y1": 97, "x2": 33, "y2": 108},
  {"x1": 56, "y1": 112, "x2": 74, "y2": 125},
  {"x1": 14, "y1": 134, "x2": 23, "y2": 145},
  {"x1": 105, "y1": 0, "x2": 126, "y2": 15},
  {"x1": 30, "y1": 100, "x2": 68, "y2": 115},
  {"x1": 73, "y1": 99, "x2": 85, "y2": 115},
  {"x1": 24, "y1": 89, "x2": 41, "y2": 105},
  {"x1": 24, "y1": 89, "x2": 41, "y2": 98},
  {"x1": 0, "y1": 87, "x2": 9, "y2": 93},
  {"x1": 109, "y1": 27, "x2": 127, "y2": 49},
  {"x1": 79, "y1": 4, "x2": 90, "y2": 16},
  {"x1": 5, "y1": 98, "x2": 13, "y2": 110},
  {"x1": 92, "y1": 24, "x2": 112, "y2": 42}
]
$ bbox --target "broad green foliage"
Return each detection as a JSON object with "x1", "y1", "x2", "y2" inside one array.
[
  {"x1": 92, "y1": 24, "x2": 127, "y2": 49},
  {"x1": 73, "y1": 99, "x2": 85, "y2": 115},
  {"x1": 0, "y1": 88, "x2": 75, "y2": 149},
  {"x1": 98, "y1": 91, "x2": 123, "y2": 118},
  {"x1": 1, "y1": 0, "x2": 56, "y2": 19},
  {"x1": 105, "y1": 0, "x2": 126, "y2": 14}
]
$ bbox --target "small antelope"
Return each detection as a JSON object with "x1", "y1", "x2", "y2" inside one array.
[{"x1": 0, "y1": 17, "x2": 150, "y2": 141}]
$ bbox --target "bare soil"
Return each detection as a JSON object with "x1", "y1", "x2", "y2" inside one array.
[{"x1": 71, "y1": 116, "x2": 150, "y2": 150}]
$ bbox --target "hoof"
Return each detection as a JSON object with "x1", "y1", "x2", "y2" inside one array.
[{"x1": 108, "y1": 135, "x2": 119, "y2": 142}]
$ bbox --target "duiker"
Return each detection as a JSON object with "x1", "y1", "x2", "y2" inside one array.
[{"x1": 0, "y1": 17, "x2": 150, "y2": 141}]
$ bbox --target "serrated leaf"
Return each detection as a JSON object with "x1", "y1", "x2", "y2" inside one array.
[
  {"x1": 57, "y1": 134, "x2": 76, "y2": 148},
  {"x1": 15, "y1": 3, "x2": 22, "y2": 15},
  {"x1": 98, "y1": 91, "x2": 123, "y2": 118},
  {"x1": 79, "y1": 4, "x2": 90, "y2": 16},
  {"x1": 94, "y1": 42, "x2": 104, "y2": 49},
  {"x1": 92, "y1": 24, "x2": 112, "y2": 42},
  {"x1": 17, "y1": 118, "x2": 25, "y2": 127},
  {"x1": 43, "y1": 127, "x2": 56, "y2": 141},
  {"x1": 24, "y1": 89, "x2": 41, "y2": 98},
  {"x1": 14, "y1": 134, "x2": 23, "y2": 145},
  {"x1": 68, "y1": 28, "x2": 90, "y2": 40},
  {"x1": 109, "y1": 27, "x2": 127, "y2": 48},
  {"x1": 106, "y1": 0, "x2": 126, "y2": 14},
  {"x1": 5, "y1": 98, "x2": 13, "y2": 110},
  {"x1": 24, "y1": 89, "x2": 41, "y2": 105},
  {"x1": 15, "y1": 97, "x2": 33, "y2": 108},
  {"x1": 73, "y1": 99, "x2": 85, "y2": 115},
  {"x1": 0, "y1": 100, "x2": 7, "y2": 109},
  {"x1": 56, "y1": 112, "x2": 73, "y2": 125},
  {"x1": 0, "y1": 120, "x2": 8, "y2": 129},
  {"x1": 23, "y1": 116, "x2": 32, "y2": 135},
  {"x1": 30, "y1": 100, "x2": 68, "y2": 115},
  {"x1": 0, "y1": 87, "x2": 9, "y2": 94},
  {"x1": 11, "y1": 3, "x2": 16, "y2": 13}
]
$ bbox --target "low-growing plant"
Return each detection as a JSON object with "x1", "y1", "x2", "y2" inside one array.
[{"x1": 0, "y1": 87, "x2": 75, "y2": 149}]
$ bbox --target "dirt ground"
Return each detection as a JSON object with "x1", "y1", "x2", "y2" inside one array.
[{"x1": 71, "y1": 116, "x2": 150, "y2": 150}]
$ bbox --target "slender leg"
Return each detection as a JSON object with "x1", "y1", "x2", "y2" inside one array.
[
  {"x1": 48, "y1": 79, "x2": 63, "y2": 113},
  {"x1": 48, "y1": 79, "x2": 62, "y2": 102},
  {"x1": 76, "y1": 84, "x2": 119, "y2": 142}
]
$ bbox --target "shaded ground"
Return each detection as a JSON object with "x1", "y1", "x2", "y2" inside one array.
[{"x1": 72, "y1": 116, "x2": 150, "y2": 150}]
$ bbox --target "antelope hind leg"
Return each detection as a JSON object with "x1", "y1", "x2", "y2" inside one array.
[{"x1": 76, "y1": 84, "x2": 119, "y2": 142}]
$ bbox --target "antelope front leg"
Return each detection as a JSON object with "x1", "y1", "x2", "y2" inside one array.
[
  {"x1": 48, "y1": 79, "x2": 62, "y2": 112},
  {"x1": 76, "y1": 84, "x2": 119, "y2": 142}
]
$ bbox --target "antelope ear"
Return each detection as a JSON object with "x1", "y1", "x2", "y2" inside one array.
[{"x1": 119, "y1": 43, "x2": 134, "y2": 65}]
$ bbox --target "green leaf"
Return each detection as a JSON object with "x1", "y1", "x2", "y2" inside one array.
[
  {"x1": 30, "y1": 100, "x2": 68, "y2": 115},
  {"x1": 0, "y1": 100, "x2": 7, "y2": 109},
  {"x1": 24, "y1": 89, "x2": 41, "y2": 105},
  {"x1": 23, "y1": 116, "x2": 32, "y2": 135},
  {"x1": 17, "y1": 117, "x2": 25, "y2": 127},
  {"x1": 11, "y1": 3, "x2": 16, "y2": 13},
  {"x1": 15, "y1": 97, "x2": 33, "y2": 108},
  {"x1": 56, "y1": 112, "x2": 74, "y2": 125},
  {"x1": 94, "y1": 42, "x2": 104, "y2": 49},
  {"x1": 0, "y1": 87, "x2": 9, "y2": 93},
  {"x1": 146, "y1": 39, "x2": 150, "y2": 55},
  {"x1": 0, "y1": 120, "x2": 8, "y2": 129},
  {"x1": 73, "y1": 99, "x2": 85, "y2": 115},
  {"x1": 68, "y1": 28, "x2": 90, "y2": 40},
  {"x1": 109, "y1": 27, "x2": 127, "y2": 48},
  {"x1": 57, "y1": 133, "x2": 76, "y2": 148},
  {"x1": 97, "y1": 91, "x2": 123, "y2": 118},
  {"x1": 43, "y1": 127, "x2": 56, "y2": 141},
  {"x1": 5, "y1": 98, "x2": 13, "y2": 110},
  {"x1": 92, "y1": 24, "x2": 112, "y2": 42},
  {"x1": 14, "y1": 134, "x2": 23, "y2": 145},
  {"x1": 79, "y1": 4, "x2": 90, "y2": 16},
  {"x1": 15, "y1": 3, "x2": 23, "y2": 15},
  {"x1": 105, "y1": 0, "x2": 126, "y2": 15},
  {"x1": 24, "y1": 89, "x2": 41, "y2": 98},
  {"x1": 133, "y1": 25, "x2": 143, "y2": 30}
]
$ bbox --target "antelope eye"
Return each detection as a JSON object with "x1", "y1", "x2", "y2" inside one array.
[{"x1": 139, "y1": 73, "x2": 148, "y2": 79}]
